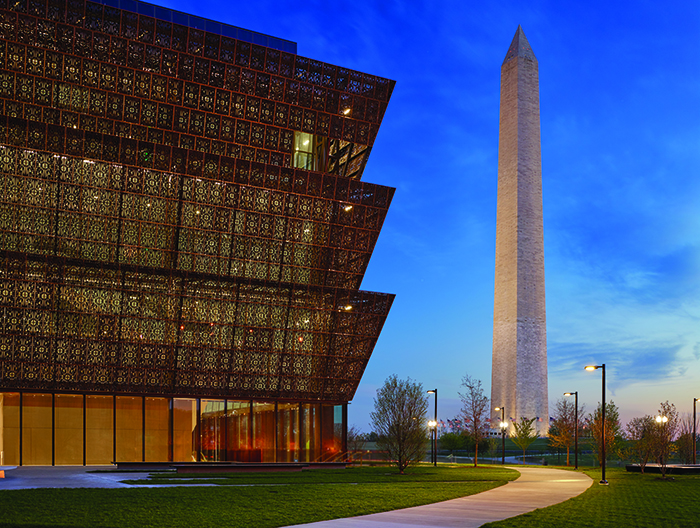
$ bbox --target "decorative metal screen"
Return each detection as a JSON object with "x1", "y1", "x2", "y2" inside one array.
[{"x1": 0, "y1": 0, "x2": 395, "y2": 403}]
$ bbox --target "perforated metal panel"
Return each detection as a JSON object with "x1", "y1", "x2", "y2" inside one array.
[{"x1": 0, "y1": 0, "x2": 395, "y2": 404}]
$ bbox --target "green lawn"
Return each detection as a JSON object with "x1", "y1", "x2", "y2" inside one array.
[
  {"x1": 484, "y1": 467, "x2": 700, "y2": 528},
  {"x1": 0, "y1": 465, "x2": 517, "y2": 528}
]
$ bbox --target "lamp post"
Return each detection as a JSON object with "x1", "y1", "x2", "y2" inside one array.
[
  {"x1": 656, "y1": 414, "x2": 669, "y2": 470},
  {"x1": 427, "y1": 389, "x2": 437, "y2": 466},
  {"x1": 495, "y1": 406, "x2": 506, "y2": 465},
  {"x1": 585, "y1": 364, "x2": 608, "y2": 484},
  {"x1": 694, "y1": 397, "x2": 699, "y2": 465},
  {"x1": 564, "y1": 392, "x2": 579, "y2": 470}
]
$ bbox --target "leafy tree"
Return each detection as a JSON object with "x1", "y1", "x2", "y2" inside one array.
[
  {"x1": 586, "y1": 401, "x2": 623, "y2": 467},
  {"x1": 370, "y1": 375, "x2": 429, "y2": 474},
  {"x1": 652, "y1": 401, "x2": 679, "y2": 478},
  {"x1": 459, "y1": 374, "x2": 490, "y2": 466},
  {"x1": 548, "y1": 398, "x2": 585, "y2": 466},
  {"x1": 511, "y1": 417, "x2": 538, "y2": 461},
  {"x1": 626, "y1": 415, "x2": 656, "y2": 473},
  {"x1": 438, "y1": 431, "x2": 466, "y2": 454}
]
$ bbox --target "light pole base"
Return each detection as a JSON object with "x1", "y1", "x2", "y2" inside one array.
[{"x1": 599, "y1": 480, "x2": 609, "y2": 485}]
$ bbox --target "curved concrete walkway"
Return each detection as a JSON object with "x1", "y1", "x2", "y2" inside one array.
[{"x1": 286, "y1": 467, "x2": 593, "y2": 528}]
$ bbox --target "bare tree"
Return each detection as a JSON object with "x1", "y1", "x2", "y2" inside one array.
[
  {"x1": 626, "y1": 415, "x2": 655, "y2": 473},
  {"x1": 459, "y1": 374, "x2": 489, "y2": 466},
  {"x1": 347, "y1": 424, "x2": 367, "y2": 462},
  {"x1": 652, "y1": 401, "x2": 679, "y2": 479},
  {"x1": 512, "y1": 417, "x2": 538, "y2": 462},
  {"x1": 548, "y1": 398, "x2": 584, "y2": 466},
  {"x1": 675, "y1": 414, "x2": 696, "y2": 464},
  {"x1": 370, "y1": 375, "x2": 429, "y2": 474}
]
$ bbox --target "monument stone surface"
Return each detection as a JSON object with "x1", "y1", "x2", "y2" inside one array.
[{"x1": 491, "y1": 26, "x2": 548, "y2": 435}]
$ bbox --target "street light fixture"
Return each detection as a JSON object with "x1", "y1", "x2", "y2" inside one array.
[
  {"x1": 585, "y1": 364, "x2": 608, "y2": 485},
  {"x1": 427, "y1": 389, "x2": 438, "y2": 467},
  {"x1": 694, "y1": 398, "x2": 699, "y2": 466},
  {"x1": 495, "y1": 406, "x2": 506, "y2": 465},
  {"x1": 564, "y1": 392, "x2": 579, "y2": 470}
]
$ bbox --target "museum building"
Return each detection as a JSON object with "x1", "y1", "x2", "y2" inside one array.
[{"x1": 0, "y1": 0, "x2": 395, "y2": 465}]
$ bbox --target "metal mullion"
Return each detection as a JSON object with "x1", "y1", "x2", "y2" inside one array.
[
  {"x1": 223, "y1": 398, "x2": 228, "y2": 462},
  {"x1": 19, "y1": 392, "x2": 23, "y2": 466},
  {"x1": 82, "y1": 393, "x2": 86, "y2": 466},
  {"x1": 195, "y1": 398, "x2": 201, "y2": 462},
  {"x1": 51, "y1": 392, "x2": 55, "y2": 466},
  {"x1": 111, "y1": 395, "x2": 117, "y2": 464},
  {"x1": 141, "y1": 395, "x2": 145, "y2": 462}
]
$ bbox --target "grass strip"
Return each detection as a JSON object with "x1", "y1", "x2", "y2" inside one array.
[
  {"x1": 483, "y1": 467, "x2": 700, "y2": 528},
  {"x1": 0, "y1": 465, "x2": 518, "y2": 528}
]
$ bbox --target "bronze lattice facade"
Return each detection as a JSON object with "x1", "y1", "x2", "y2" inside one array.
[{"x1": 0, "y1": 0, "x2": 394, "y2": 465}]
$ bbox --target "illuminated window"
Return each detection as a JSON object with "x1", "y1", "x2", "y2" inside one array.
[{"x1": 293, "y1": 132, "x2": 327, "y2": 171}]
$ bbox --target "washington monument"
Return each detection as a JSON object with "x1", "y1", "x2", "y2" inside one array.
[{"x1": 491, "y1": 26, "x2": 548, "y2": 435}]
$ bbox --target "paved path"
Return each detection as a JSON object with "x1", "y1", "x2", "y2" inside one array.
[
  {"x1": 286, "y1": 467, "x2": 592, "y2": 528},
  {"x1": 0, "y1": 466, "x2": 153, "y2": 489}
]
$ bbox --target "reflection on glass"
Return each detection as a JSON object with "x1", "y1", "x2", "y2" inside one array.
[
  {"x1": 227, "y1": 400, "x2": 250, "y2": 462},
  {"x1": 201, "y1": 400, "x2": 225, "y2": 461},
  {"x1": 22, "y1": 393, "x2": 52, "y2": 465},
  {"x1": 86, "y1": 395, "x2": 113, "y2": 465},
  {"x1": 55, "y1": 394, "x2": 83, "y2": 465},
  {"x1": 145, "y1": 397, "x2": 170, "y2": 462},
  {"x1": 252, "y1": 401, "x2": 275, "y2": 462},
  {"x1": 300, "y1": 403, "x2": 320, "y2": 462},
  {"x1": 0, "y1": 393, "x2": 20, "y2": 466},
  {"x1": 277, "y1": 403, "x2": 299, "y2": 462},
  {"x1": 173, "y1": 398, "x2": 197, "y2": 461},
  {"x1": 116, "y1": 396, "x2": 142, "y2": 462},
  {"x1": 321, "y1": 404, "x2": 344, "y2": 461}
]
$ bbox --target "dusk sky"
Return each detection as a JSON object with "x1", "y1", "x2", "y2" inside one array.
[{"x1": 162, "y1": 0, "x2": 700, "y2": 430}]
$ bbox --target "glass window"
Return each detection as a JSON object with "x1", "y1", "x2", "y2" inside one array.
[
  {"x1": 321, "y1": 404, "x2": 344, "y2": 461},
  {"x1": 55, "y1": 394, "x2": 84, "y2": 465},
  {"x1": 173, "y1": 398, "x2": 197, "y2": 462},
  {"x1": 300, "y1": 403, "x2": 320, "y2": 462},
  {"x1": 293, "y1": 132, "x2": 326, "y2": 171},
  {"x1": 116, "y1": 396, "x2": 142, "y2": 462},
  {"x1": 145, "y1": 397, "x2": 170, "y2": 462},
  {"x1": 277, "y1": 403, "x2": 299, "y2": 462},
  {"x1": 0, "y1": 393, "x2": 20, "y2": 466},
  {"x1": 22, "y1": 393, "x2": 53, "y2": 465},
  {"x1": 226, "y1": 400, "x2": 250, "y2": 462},
  {"x1": 201, "y1": 400, "x2": 224, "y2": 462},
  {"x1": 252, "y1": 401, "x2": 275, "y2": 462},
  {"x1": 86, "y1": 395, "x2": 113, "y2": 465}
]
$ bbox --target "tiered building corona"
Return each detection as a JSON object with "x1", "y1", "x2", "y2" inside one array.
[
  {"x1": 0, "y1": 0, "x2": 395, "y2": 465},
  {"x1": 491, "y1": 26, "x2": 548, "y2": 435}
]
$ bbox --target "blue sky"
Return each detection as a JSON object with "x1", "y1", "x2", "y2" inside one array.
[{"x1": 162, "y1": 0, "x2": 700, "y2": 430}]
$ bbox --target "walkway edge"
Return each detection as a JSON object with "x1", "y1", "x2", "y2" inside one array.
[{"x1": 285, "y1": 466, "x2": 593, "y2": 528}]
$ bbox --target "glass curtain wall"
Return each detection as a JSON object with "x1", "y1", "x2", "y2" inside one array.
[
  {"x1": 55, "y1": 394, "x2": 83, "y2": 465},
  {"x1": 22, "y1": 393, "x2": 52, "y2": 465},
  {"x1": 0, "y1": 393, "x2": 344, "y2": 465},
  {"x1": 277, "y1": 403, "x2": 299, "y2": 462},
  {"x1": 0, "y1": 393, "x2": 20, "y2": 466},
  {"x1": 252, "y1": 401, "x2": 275, "y2": 462},
  {"x1": 321, "y1": 404, "x2": 343, "y2": 462},
  {"x1": 226, "y1": 400, "x2": 250, "y2": 461},
  {"x1": 300, "y1": 403, "x2": 320, "y2": 462},
  {"x1": 201, "y1": 400, "x2": 225, "y2": 462},
  {"x1": 116, "y1": 396, "x2": 142, "y2": 462},
  {"x1": 173, "y1": 398, "x2": 197, "y2": 462},
  {"x1": 145, "y1": 397, "x2": 170, "y2": 462},
  {"x1": 85, "y1": 395, "x2": 113, "y2": 465}
]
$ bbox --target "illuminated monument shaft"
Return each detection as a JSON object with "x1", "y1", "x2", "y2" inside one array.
[{"x1": 491, "y1": 26, "x2": 548, "y2": 435}]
